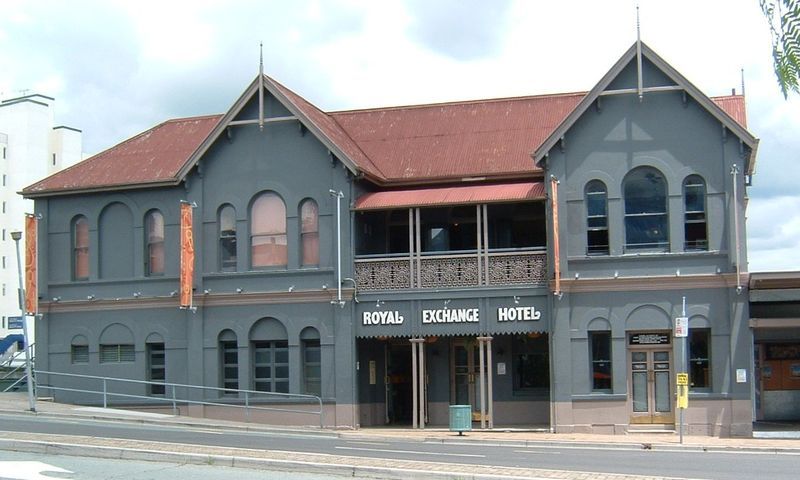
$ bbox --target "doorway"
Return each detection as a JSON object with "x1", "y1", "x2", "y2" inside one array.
[
  {"x1": 385, "y1": 343, "x2": 413, "y2": 424},
  {"x1": 451, "y1": 338, "x2": 483, "y2": 421},
  {"x1": 629, "y1": 348, "x2": 674, "y2": 424}
]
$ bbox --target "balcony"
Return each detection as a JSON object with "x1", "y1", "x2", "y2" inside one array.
[{"x1": 355, "y1": 249, "x2": 547, "y2": 291}]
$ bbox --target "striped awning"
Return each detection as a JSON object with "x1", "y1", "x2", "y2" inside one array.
[{"x1": 354, "y1": 181, "x2": 545, "y2": 210}]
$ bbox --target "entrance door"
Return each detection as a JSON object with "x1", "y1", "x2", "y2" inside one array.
[
  {"x1": 630, "y1": 349, "x2": 674, "y2": 424},
  {"x1": 385, "y1": 343, "x2": 412, "y2": 424},
  {"x1": 451, "y1": 339, "x2": 482, "y2": 420}
]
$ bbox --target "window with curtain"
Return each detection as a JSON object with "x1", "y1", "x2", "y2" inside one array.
[
  {"x1": 219, "y1": 205, "x2": 237, "y2": 271},
  {"x1": 684, "y1": 175, "x2": 708, "y2": 251},
  {"x1": 585, "y1": 181, "x2": 609, "y2": 255},
  {"x1": 251, "y1": 192, "x2": 287, "y2": 267},
  {"x1": 300, "y1": 199, "x2": 319, "y2": 266},
  {"x1": 73, "y1": 215, "x2": 89, "y2": 280},
  {"x1": 590, "y1": 331, "x2": 612, "y2": 391},
  {"x1": 145, "y1": 210, "x2": 165, "y2": 275},
  {"x1": 624, "y1": 167, "x2": 668, "y2": 251}
]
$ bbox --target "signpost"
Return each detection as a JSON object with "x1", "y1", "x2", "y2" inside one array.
[{"x1": 675, "y1": 297, "x2": 689, "y2": 444}]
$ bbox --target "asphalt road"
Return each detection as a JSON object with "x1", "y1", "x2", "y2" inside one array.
[
  {"x1": 0, "y1": 450, "x2": 347, "y2": 480},
  {"x1": 0, "y1": 413, "x2": 798, "y2": 480}
]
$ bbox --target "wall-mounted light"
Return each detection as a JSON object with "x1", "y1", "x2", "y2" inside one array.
[
  {"x1": 170, "y1": 290, "x2": 178, "y2": 297},
  {"x1": 322, "y1": 284, "x2": 328, "y2": 290},
  {"x1": 51, "y1": 297, "x2": 61, "y2": 303},
  {"x1": 675, "y1": 269, "x2": 681, "y2": 277},
  {"x1": 133, "y1": 292, "x2": 142, "y2": 298},
  {"x1": 614, "y1": 270, "x2": 619, "y2": 279},
  {"x1": 375, "y1": 299, "x2": 385, "y2": 308},
  {"x1": 443, "y1": 299, "x2": 451, "y2": 309},
  {"x1": 574, "y1": 272, "x2": 580, "y2": 280},
  {"x1": 235, "y1": 288, "x2": 244, "y2": 294},
  {"x1": 288, "y1": 285, "x2": 295, "y2": 292},
  {"x1": 513, "y1": 296, "x2": 520, "y2": 305},
  {"x1": 203, "y1": 289, "x2": 211, "y2": 295},
  {"x1": 86, "y1": 294, "x2": 95, "y2": 301}
]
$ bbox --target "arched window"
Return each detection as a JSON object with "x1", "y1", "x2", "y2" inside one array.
[
  {"x1": 251, "y1": 192, "x2": 287, "y2": 267},
  {"x1": 585, "y1": 181, "x2": 609, "y2": 255},
  {"x1": 72, "y1": 216, "x2": 89, "y2": 280},
  {"x1": 218, "y1": 329, "x2": 238, "y2": 393},
  {"x1": 219, "y1": 205, "x2": 237, "y2": 271},
  {"x1": 683, "y1": 175, "x2": 707, "y2": 251},
  {"x1": 300, "y1": 327, "x2": 321, "y2": 395},
  {"x1": 300, "y1": 199, "x2": 319, "y2": 266},
  {"x1": 623, "y1": 167, "x2": 668, "y2": 251},
  {"x1": 145, "y1": 210, "x2": 165, "y2": 276},
  {"x1": 250, "y1": 318, "x2": 289, "y2": 393}
]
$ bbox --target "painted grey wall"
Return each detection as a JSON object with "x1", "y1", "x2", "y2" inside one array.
[{"x1": 33, "y1": 88, "x2": 360, "y2": 413}]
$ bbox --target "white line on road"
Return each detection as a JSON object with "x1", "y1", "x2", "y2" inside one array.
[
  {"x1": 345, "y1": 441, "x2": 390, "y2": 446},
  {"x1": 513, "y1": 449, "x2": 562, "y2": 455},
  {"x1": 335, "y1": 446, "x2": 485, "y2": 458}
]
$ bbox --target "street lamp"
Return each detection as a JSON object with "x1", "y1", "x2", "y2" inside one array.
[{"x1": 11, "y1": 230, "x2": 36, "y2": 412}]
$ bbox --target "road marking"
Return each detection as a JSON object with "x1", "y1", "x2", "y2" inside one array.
[
  {"x1": 0, "y1": 461, "x2": 73, "y2": 480},
  {"x1": 345, "y1": 441, "x2": 390, "y2": 446},
  {"x1": 335, "y1": 446, "x2": 485, "y2": 458},
  {"x1": 513, "y1": 449, "x2": 562, "y2": 455}
]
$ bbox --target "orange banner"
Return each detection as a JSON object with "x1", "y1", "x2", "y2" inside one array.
[
  {"x1": 25, "y1": 215, "x2": 38, "y2": 315},
  {"x1": 180, "y1": 202, "x2": 194, "y2": 308}
]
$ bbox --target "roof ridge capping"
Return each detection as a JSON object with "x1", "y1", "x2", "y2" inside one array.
[{"x1": 532, "y1": 41, "x2": 758, "y2": 175}]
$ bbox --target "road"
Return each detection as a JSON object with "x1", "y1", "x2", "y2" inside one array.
[
  {"x1": 0, "y1": 450, "x2": 346, "y2": 480},
  {"x1": 0, "y1": 413, "x2": 798, "y2": 479}
]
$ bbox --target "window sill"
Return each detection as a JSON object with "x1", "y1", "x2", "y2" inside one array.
[
  {"x1": 568, "y1": 250, "x2": 724, "y2": 262},
  {"x1": 571, "y1": 393, "x2": 627, "y2": 402}
]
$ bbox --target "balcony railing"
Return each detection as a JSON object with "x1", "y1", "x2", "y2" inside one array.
[{"x1": 355, "y1": 249, "x2": 547, "y2": 291}]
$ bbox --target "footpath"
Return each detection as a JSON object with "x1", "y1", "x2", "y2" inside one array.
[{"x1": 1, "y1": 392, "x2": 799, "y2": 480}]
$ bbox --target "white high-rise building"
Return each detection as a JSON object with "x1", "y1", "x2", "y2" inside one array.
[{"x1": 0, "y1": 94, "x2": 83, "y2": 342}]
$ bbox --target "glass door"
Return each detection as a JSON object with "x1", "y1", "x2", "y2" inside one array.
[
  {"x1": 451, "y1": 339, "x2": 482, "y2": 420},
  {"x1": 630, "y1": 349, "x2": 674, "y2": 424}
]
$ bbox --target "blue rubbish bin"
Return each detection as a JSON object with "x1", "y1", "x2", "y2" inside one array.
[{"x1": 449, "y1": 405, "x2": 472, "y2": 435}]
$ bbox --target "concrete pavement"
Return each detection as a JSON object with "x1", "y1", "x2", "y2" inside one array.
[{"x1": 1, "y1": 392, "x2": 800, "y2": 480}]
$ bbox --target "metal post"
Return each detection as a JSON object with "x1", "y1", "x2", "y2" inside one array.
[
  {"x1": 245, "y1": 391, "x2": 250, "y2": 422},
  {"x1": 103, "y1": 377, "x2": 108, "y2": 408},
  {"x1": 411, "y1": 338, "x2": 418, "y2": 429},
  {"x1": 329, "y1": 190, "x2": 344, "y2": 305},
  {"x1": 478, "y1": 338, "x2": 486, "y2": 429},
  {"x1": 172, "y1": 385, "x2": 177, "y2": 416},
  {"x1": 680, "y1": 296, "x2": 687, "y2": 445},
  {"x1": 486, "y1": 337, "x2": 494, "y2": 429},
  {"x1": 11, "y1": 231, "x2": 35, "y2": 412},
  {"x1": 418, "y1": 340, "x2": 425, "y2": 429}
]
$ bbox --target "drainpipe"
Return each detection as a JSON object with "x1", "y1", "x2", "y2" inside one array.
[
  {"x1": 329, "y1": 190, "x2": 345, "y2": 306},
  {"x1": 730, "y1": 165, "x2": 742, "y2": 294}
]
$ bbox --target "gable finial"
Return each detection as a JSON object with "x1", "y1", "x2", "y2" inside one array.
[
  {"x1": 636, "y1": 4, "x2": 643, "y2": 102},
  {"x1": 258, "y1": 41, "x2": 264, "y2": 131}
]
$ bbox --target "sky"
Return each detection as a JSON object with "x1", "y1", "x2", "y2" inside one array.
[{"x1": 1, "y1": 0, "x2": 798, "y2": 272}]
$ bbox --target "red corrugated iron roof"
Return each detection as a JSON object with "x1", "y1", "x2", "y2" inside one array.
[
  {"x1": 354, "y1": 181, "x2": 545, "y2": 210},
  {"x1": 24, "y1": 115, "x2": 222, "y2": 195},
  {"x1": 22, "y1": 83, "x2": 751, "y2": 197},
  {"x1": 332, "y1": 93, "x2": 584, "y2": 183},
  {"x1": 711, "y1": 95, "x2": 747, "y2": 128}
]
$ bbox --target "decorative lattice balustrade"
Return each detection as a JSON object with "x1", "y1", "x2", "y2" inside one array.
[{"x1": 355, "y1": 251, "x2": 546, "y2": 291}]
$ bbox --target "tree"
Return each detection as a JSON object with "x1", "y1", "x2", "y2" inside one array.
[{"x1": 761, "y1": 0, "x2": 800, "y2": 98}]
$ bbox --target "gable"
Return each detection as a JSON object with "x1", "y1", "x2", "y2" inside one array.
[{"x1": 534, "y1": 42, "x2": 758, "y2": 174}]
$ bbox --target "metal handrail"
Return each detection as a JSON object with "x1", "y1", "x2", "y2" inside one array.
[
  {"x1": 34, "y1": 369, "x2": 324, "y2": 428},
  {"x1": 1, "y1": 343, "x2": 35, "y2": 389}
]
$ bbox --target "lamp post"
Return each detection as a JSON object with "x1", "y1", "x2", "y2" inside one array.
[{"x1": 11, "y1": 230, "x2": 36, "y2": 412}]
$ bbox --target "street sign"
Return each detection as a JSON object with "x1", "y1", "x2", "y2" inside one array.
[
  {"x1": 677, "y1": 373, "x2": 689, "y2": 386},
  {"x1": 8, "y1": 316, "x2": 23, "y2": 330},
  {"x1": 674, "y1": 316, "x2": 688, "y2": 337}
]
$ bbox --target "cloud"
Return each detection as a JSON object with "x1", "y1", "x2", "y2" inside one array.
[
  {"x1": 403, "y1": 0, "x2": 513, "y2": 60},
  {"x1": 747, "y1": 196, "x2": 800, "y2": 271}
]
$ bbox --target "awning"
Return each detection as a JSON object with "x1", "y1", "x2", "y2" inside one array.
[{"x1": 354, "y1": 181, "x2": 545, "y2": 211}]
